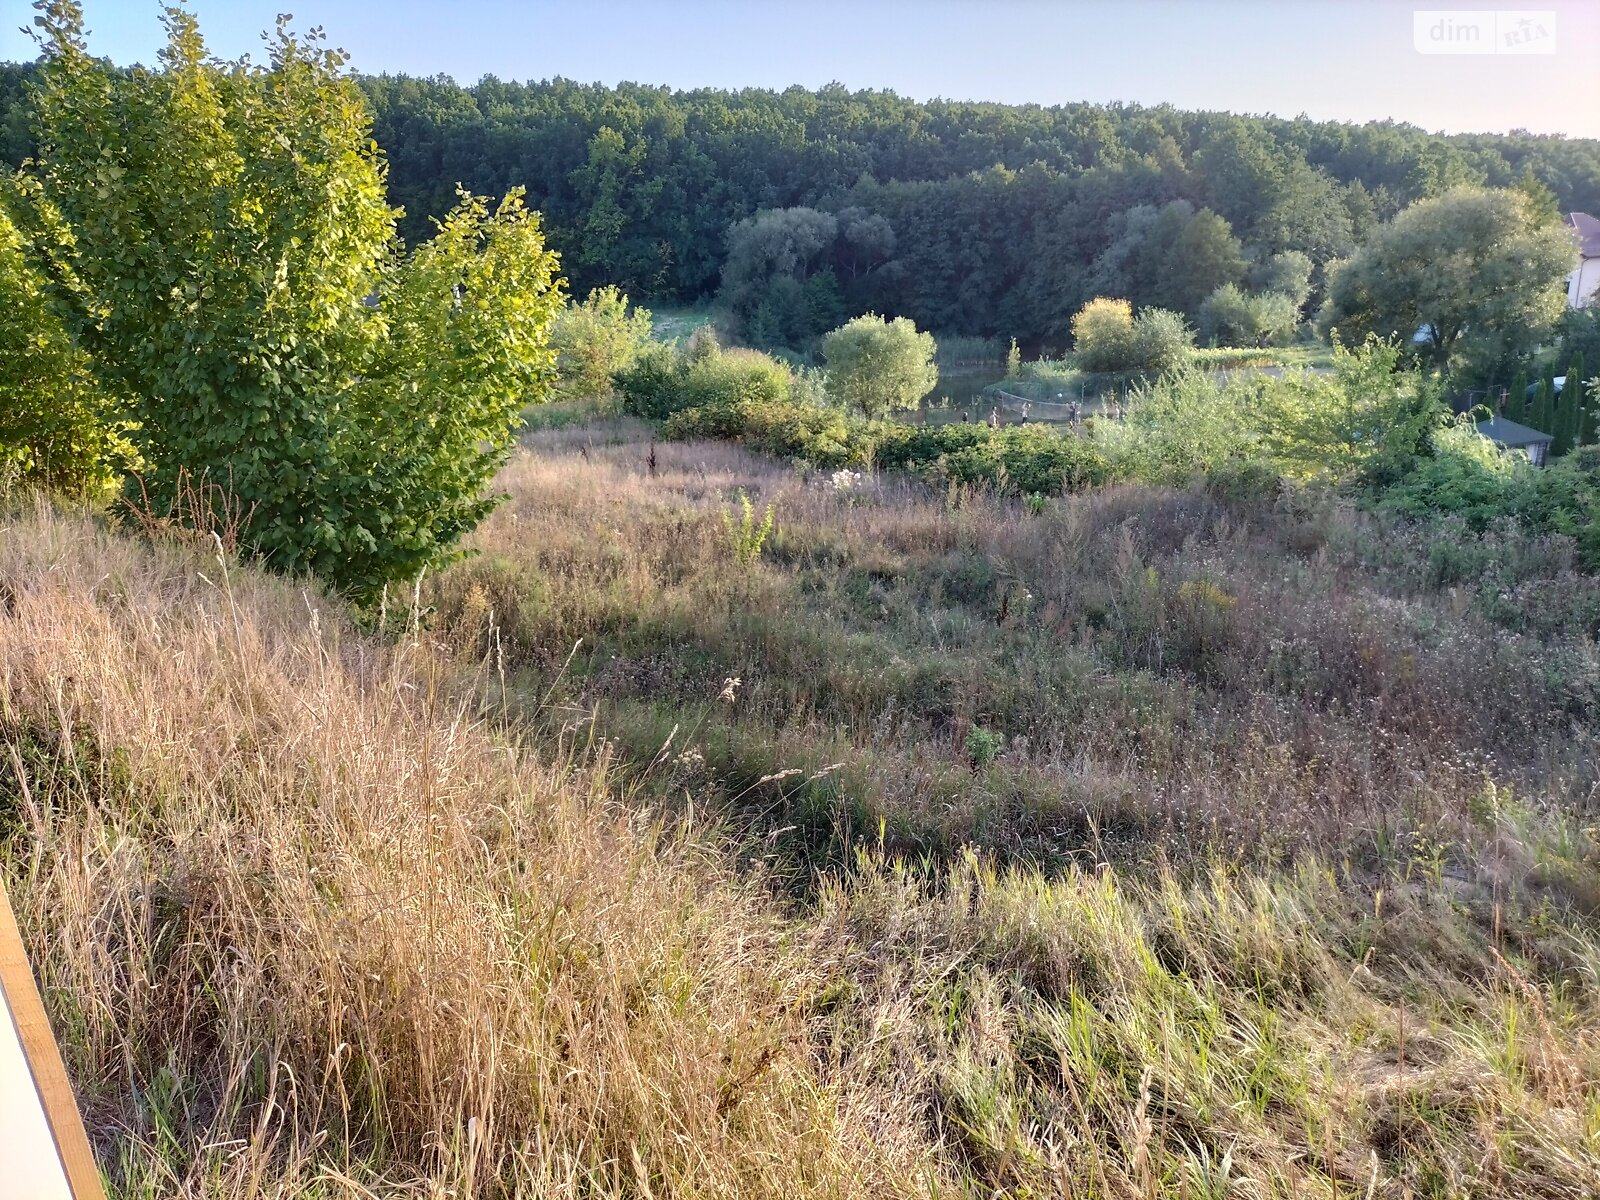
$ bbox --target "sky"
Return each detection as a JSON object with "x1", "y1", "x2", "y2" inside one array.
[{"x1": 5, "y1": 0, "x2": 1598, "y2": 138}]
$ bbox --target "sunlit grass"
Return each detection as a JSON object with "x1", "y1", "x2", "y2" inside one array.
[{"x1": 5, "y1": 412, "x2": 1600, "y2": 1197}]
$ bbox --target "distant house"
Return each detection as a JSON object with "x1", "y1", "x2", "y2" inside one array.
[
  {"x1": 1566, "y1": 212, "x2": 1600, "y2": 309},
  {"x1": 1477, "y1": 415, "x2": 1554, "y2": 467}
]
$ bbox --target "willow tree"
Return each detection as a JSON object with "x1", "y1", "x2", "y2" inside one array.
[
  {"x1": 820, "y1": 313, "x2": 937, "y2": 419},
  {"x1": 9, "y1": 2, "x2": 564, "y2": 597},
  {"x1": 1320, "y1": 187, "x2": 1574, "y2": 375}
]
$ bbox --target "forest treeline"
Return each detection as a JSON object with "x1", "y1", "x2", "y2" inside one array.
[{"x1": 4, "y1": 62, "x2": 1599, "y2": 342}]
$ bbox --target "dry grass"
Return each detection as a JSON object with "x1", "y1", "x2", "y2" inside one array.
[
  {"x1": 0, "y1": 501, "x2": 925, "y2": 1198},
  {"x1": 5, "y1": 415, "x2": 1600, "y2": 1198},
  {"x1": 433, "y1": 423, "x2": 1599, "y2": 870}
]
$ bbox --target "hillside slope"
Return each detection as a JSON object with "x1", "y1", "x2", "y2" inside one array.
[{"x1": 4, "y1": 466, "x2": 1600, "y2": 1197}]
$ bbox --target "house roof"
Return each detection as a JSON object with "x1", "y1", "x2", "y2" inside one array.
[
  {"x1": 1567, "y1": 212, "x2": 1600, "y2": 259},
  {"x1": 1477, "y1": 416, "x2": 1553, "y2": 449}
]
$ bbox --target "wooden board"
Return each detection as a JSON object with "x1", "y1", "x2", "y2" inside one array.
[{"x1": 0, "y1": 881, "x2": 105, "y2": 1200}]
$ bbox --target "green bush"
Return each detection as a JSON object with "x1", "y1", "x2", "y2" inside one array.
[
  {"x1": 933, "y1": 425, "x2": 1115, "y2": 494},
  {"x1": 551, "y1": 285, "x2": 653, "y2": 400},
  {"x1": 619, "y1": 337, "x2": 795, "y2": 421},
  {"x1": 1130, "y1": 308, "x2": 1197, "y2": 375},
  {"x1": 663, "y1": 389, "x2": 1115, "y2": 498},
  {"x1": 1068, "y1": 297, "x2": 1194, "y2": 377},
  {"x1": 0, "y1": 207, "x2": 130, "y2": 493},
  {"x1": 616, "y1": 343, "x2": 686, "y2": 419},
  {"x1": 14, "y1": 7, "x2": 563, "y2": 599},
  {"x1": 1378, "y1": 423, "x2": 1600, "y2": 569}
]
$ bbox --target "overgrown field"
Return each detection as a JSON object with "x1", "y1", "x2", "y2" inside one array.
[{"x1": 4, "y1": 414, "x2": 1600, "y2": 1197}]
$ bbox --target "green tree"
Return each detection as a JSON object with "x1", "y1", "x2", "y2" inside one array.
[
  {"x1": 551, "y1": 286, "x2": 653, "y2": 400},
  {"x1": 1569, "y1": 353, "x2": 1591, "y2": 446},
  {"x1": 1532, "y1": 375, "x2": 1554, "y2": 435},
  {"x1": 1164, "y1": 206, "x2": 1246, "y2": 314},
  {"x1": 1246, "y1": 250, "x2": 1313, "y2": 309},
  {"x1": 820, "y1": 313, "x2": 937, "y2": 419},
  {"x1": 1320, "y1": 187, "x2": 1574, "y2": 372},
  {"x1": 718, "y1": 206, "x2": 838, "y2": 346},
  {"x1": 1071, "y1": 297, "x2": 1192, "y2": 374},
  {"x1": 0, "y1": 204, "x2": 129, "y2": 492},
  {"x1": 1553, "y1": 353, "x2": 1586, "y2": 456},
  {"x1": 1508, "y1": 369, "x2": 1529, "y2": 422},
  {"x1": 1071, "y1": 297, "x2": 1136, "y2": 371},
  {"x1": 1130, "y1": 308, "x2": 1196, "y2": 376},
  {"x1": 1197, "y1": 283, "x2": 1299, "y2": 347},
  {"x1": 1091, "y1": 202, "x2": 1243, "y2": 316},
  {"x1": 10, "y1": 2, "x2": 563, "y2": 598}
]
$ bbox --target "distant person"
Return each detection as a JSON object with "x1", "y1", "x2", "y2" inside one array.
[
  {"x1": 989, "y1": 406, "x2": 1000, "y2": 428},
  {"x1": 962, "y1": 409, "x2": 971, "y2": 422}
]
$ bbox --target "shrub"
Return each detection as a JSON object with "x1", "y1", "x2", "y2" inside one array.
[
  {"x1": 1069, "y1": 298, "x2": 1193, "y2": 376},
  {"x1": 935, "y1": 425, "x2": 1116, "y2": 495},
  {"x1": 1377, "y1": 422, "x2": 1600, "y2": 569},
  {"x1": 0, "y1": 207, "x2": 130, "y2": 493},
  {"x1": 1070, "y1": 297, "x2": 1136, "y2": 372},
  {"x1": 13, "y1": 6, "x2": 563, "y2": 599},
  {"x1": 617, "y1": 342, "x2": 687, "y2": 419},
  {"x1": 821, "y1": 314, "x2": 938, "y2": 419},
  {"x1": 551, "y1": 285, "x2": 653, "y2": 399},
  {"x1": 620, "y1": 338, "x2": 796, "y2": 421},
  {"x1": 1130, "y1": 307, "x2": 1196, "y2": 375}
]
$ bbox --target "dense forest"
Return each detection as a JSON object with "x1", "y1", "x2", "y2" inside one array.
[{"x1": 5, "y1": 61, "x2": 1600, "y2": 343}]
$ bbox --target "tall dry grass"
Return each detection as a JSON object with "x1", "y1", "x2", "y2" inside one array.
[
  {"x1": 0, "y1": 501, "x2": 929, "y2": 1198},
  {"x1": 6, "y1": 430, "x2": 1600, "y2": 1198},
  {"x1": 432, "y1": 425, "x2": 1599, "y2": 870}
]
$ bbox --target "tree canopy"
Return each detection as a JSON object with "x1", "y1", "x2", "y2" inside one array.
[
  {"x1": 6, "y1": 61, "x2": 1596, "y2": 344},
  {"x1": 821, "y1": 314, "x2": 938, "y2": 418},
  {"x1": 7, "y1": 1, "x2": 563, "y2": 598},
  {"x1": 1320, "y1": 187, "x2": 1575, "y2": 374}
]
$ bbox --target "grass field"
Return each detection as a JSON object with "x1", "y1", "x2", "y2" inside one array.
[{"x1": 4, "y1": 413, "x2": 1600, "y2": 1197}]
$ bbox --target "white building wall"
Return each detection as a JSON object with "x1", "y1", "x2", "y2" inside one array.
[{"x1": 1569, "y1": 256, "x2": 1600, "y2": 308}]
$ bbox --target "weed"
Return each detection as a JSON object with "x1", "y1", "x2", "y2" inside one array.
[
  {"x1": 964, "y1": 724, "x2": 1004, "y2": 770},
  {"x1": 723, "y1": 489, "x2": 776, "y2": 564}
]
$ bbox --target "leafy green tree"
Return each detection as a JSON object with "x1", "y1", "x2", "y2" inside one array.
[
  {"x1": 1509, "y1": 369, "x2": 1529, "y2": 422},
  {"x1": 1071, "y1": 297, "x2": 1135, "y2": 371},
  {"x1": 820, "y1": 314, "x2": 937, "y2": 419},
  {"x1": 551, "y1": 286, "x2": 653, "y2": 400},
  {"x1": 1164, "y1": 207, "x2": 1247, "y2": 314},
  {"x1": 1246, "y1": 250, "x2": 1313, "y2": 309},
  {"x1": 1197, "y1": 284, "x2": 1299, "y2": 347},
  {"x1": 1130, "y1": 308, "x2": 1196, "y2": 376},
  {"x1": 1071, "y1": 298, "x2": 1192, "y2": 374},
  {"x1": 1321, "y1": 187, "x2": 1574, "y2": 372},
  {"x1": 0, "y1": 204, "x2": 128, "y2": 492},
  {"x1": 1090, "y1": 202, "x2": 1243, "y2": 316},
  {"x1": 718, "y1": 207, "x2": 838, "y2": 343},
  {"x1": 10, "y1": 2, "x2": 563, "y2": 598}
]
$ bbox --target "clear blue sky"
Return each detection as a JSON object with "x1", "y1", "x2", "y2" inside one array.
[{"x1": 6, "y1": 0, "x2": 1598, "y2": 137}]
